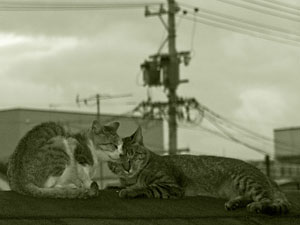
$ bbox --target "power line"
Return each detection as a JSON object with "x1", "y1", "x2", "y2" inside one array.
[
  {"x1": 261, "y1": 0, "x2": 300, "y2": 11},
  {"x1": 179, "y1": 118, "x2": 273, "y2": 156},
  {"x1": 205, "y1": 115, "x2": 271, "y2": 155},
  {"x1": 240, "y1": 0, "x2": 300, "y2": 17},
  {"x1": 199, "y1": 103, "x2": 300, "y2": 154},
  {"x1": 204, "y1": 113, "x2": 297, "y2": 154},
  {"x1": 180, "y1": 5, "x2": 300, "y2": 38},
  {"x1": 0, "y1": 1, "x2": 162, "y2": 6},
  {"x1": 189, "y1": 9, "x2": 198, "y2": 55},
  {"x1": 179, "y1": 123, "x2": 234, "y2": 142},
  {"x1": 179, "y1": 15, "x2": 300, "y2": 48},
  {"x1": 215, "y1": 0, "x2": 300, "y2": 23},
  {"x1": 0, "y1": 1, "x2": 163, "y2": 11},
  {"x1": 188, "y1": 10, "x2": 300, "y2": 43}
]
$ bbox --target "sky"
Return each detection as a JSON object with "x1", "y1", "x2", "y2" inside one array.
[{"x1": 0, "y1": 0, "x2": 300, "y2": 160}]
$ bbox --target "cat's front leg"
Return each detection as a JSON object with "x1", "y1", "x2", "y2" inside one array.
[
  {"x1": 225, "y1": 196, "x2": 252, "y2": 211},
  {"x1": 119, "y1": 183, "x2": 183, "y2": 199},
  {"x1": 119, "y1": 186, "x2": 147, "y2": 198}
]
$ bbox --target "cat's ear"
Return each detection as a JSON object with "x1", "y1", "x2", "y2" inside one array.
[
  {"x1": 107, "y1": 122, "x2": 120, "y2": 132},
  {"x1": 92, "y1": 120, "x2": 102, "y2": 134},
  {"x1": 131, "y1": 126, "x2": 143, "y2": 145}
]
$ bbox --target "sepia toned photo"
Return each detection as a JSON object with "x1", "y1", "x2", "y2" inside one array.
[{"x1": 0, "y1": 0, "x2": 299, "y2": 224}]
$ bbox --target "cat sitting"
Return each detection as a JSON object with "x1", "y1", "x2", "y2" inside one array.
[
  {"x1": 7, "y1": 120, "x2": 122, "y2": 199},
  {"x1": 108, "y1": 126, "x2": 291, "y2": 215}
]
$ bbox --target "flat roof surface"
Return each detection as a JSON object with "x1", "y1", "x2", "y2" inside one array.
[
  {"x1": 274, "y1": 126, "x2": 300, "y2": 132},
  {"x1": 0, "y1": 107, "x2": 162, "y2": 121},
  {"x1": 0, "y1": 190, "x2": 299, "y2": 225}
]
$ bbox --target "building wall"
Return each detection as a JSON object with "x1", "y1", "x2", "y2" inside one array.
[
  {"x1": 274, "y1": 127, "x2": 300, "y2": 162},
  {"x1": 253, "y1": 161, "x2": 300, "y2": 182},
  {"x1": 0, "y1": 108, "x2": 164, "y2": 189},
  {"x1": 0, "y1": 110, "x2": 21, "y2": 159}
]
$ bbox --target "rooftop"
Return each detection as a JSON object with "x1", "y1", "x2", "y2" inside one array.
[
  {"x1": 274, "y1": 126, "x2": 300, "y2": 132},
  {"x1": 0, "y1": 107, "x2": 162, "y2": 121},
  {"x1": 1, "y1": 190, "x2": 300, "y2": 225}
]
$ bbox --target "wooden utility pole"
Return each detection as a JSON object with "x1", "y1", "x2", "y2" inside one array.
[
  {"x1": 167, "y1": 0, "x2": 179, "y2": 155},
  {"x1": 142, "y1": 0, "x2": 190, "y2": 155},
  {"x1": 265, "y1": 154, "x2": 270, "y2": 177},
  {"x1": 76, "y1": 93, "x2": 131, "y2": 189},
  {"x1": 96, "y1": 94, "x2": 100, "y2": 121}
]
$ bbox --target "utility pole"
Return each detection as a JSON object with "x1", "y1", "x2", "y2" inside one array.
[
  {"x1": 141, "y1": 0, "x2": 190, "y2": 155},
  {"x1": 76, "y1": 93, "x2": 131, "y2": 121},
  {"x1": 76, "y1": 93, "x2": 131, "y2": 189},
  {"x1": 167, "y1": 0, "x2": 179, "y2": 155},
  {"x1": 96, "y1": 94, "x2": 100, "y2": 121},
  {"x1": 265, "y1": 154, "x2": 270, "y2": 177}
]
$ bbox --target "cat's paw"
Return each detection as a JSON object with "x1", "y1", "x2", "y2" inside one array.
[
  {"x1": 225, "y1": 200, "x2": 241, "y2": 211},
  {"x1": 119, "y1": 188, "x2": 142, "y2": 198},
  {"x1": 119, "y1": 189, "x2": 132, "y2": 198},
  {"x1": 225, "y1": 196, "x2": 251, "y2": 211},
  {"x1": 247, "y1": 202, "x2": 266, "y2": 214},
  {"x1": 88, "y1": 181, "x2": 99, "y2": 197}
]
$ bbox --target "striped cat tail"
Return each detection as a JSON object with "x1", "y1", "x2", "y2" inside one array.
[
  {"x1": 246, "y1": 178, "x2": 291, "y2": 214},
  {"x1": 20, "y1": 183, "x2": 99, "y2": 199},
  {"x1": 254, "y1": 179, "x2": 291, "y2": 214},
  {"x1": 268, "y1": 189, "x2": 291, "y2": 214}
]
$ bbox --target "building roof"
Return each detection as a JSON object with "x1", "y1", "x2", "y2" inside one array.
[
  {"x1": 0, "y1": 107, "x2": 162, "y2": 121},
  {"x1": 0, "y1": 190, "x2": 299, "y2": 225},
  {"x1": 274, "y1": 126, "x2": 300, "y2": 132}
]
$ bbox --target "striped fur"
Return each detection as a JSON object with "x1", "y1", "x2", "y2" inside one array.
[
  {"x1": 108, "y1": 126, "x2": 291, "y2": 215},
  {"x1": 7, "y1": 120, "x2": 121, "y2": 198}
]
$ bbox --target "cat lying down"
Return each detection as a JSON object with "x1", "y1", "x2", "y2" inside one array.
[{"x1": 108, "y1": 127, "x2": 291, "y2": 215}]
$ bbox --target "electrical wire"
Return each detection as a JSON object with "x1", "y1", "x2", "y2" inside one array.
[
  {"x1": 239, "y1": 0, "x2": 300, "y2": 17},
  {"x1": 135, "y1": 68, "x2": 144, "y2": 87},
  {"x1": 179, "y1": 5, "x2": 300, "y2": 38},
  {"x1": 215, "y1": 0, "x2": 300, "y2": 23},
  {"x1": 178, "y1": 123, "x2": 233, "y2": 141},
  {"x1": 156, "y1": 27, "x2": 168, "y2": 54},
  {"x1": 200, "y1": 104, "x2": 300, "y2": 154},
  {"x1": 179, "y1": 15, "x2": 300, "y2": 48},
  {"x1": 180, "y1": 8, "x2": 300, "y2": 44},
  {"x1": 206, "y1": 114, "x2": 298, "y2": 154},
  {"x1": 205, "y1": 115, "x2": 271, "y2": 155},
  {"x1": 261, "y1": 0, "x2": 300, "y2": 11},
  {"x1": 189, "y1": 8, "x2": 197, "y2": 57},
  {"x1": 0, "y1": 1, "x2": 163, "y2": 11}
]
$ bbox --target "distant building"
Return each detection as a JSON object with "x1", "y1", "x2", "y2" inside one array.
[
  {"x1": 248, "y1": 127, "x2": 300, "y2": 189},
  {"x1": 274, "y1": 127, "x2": 300, "y2": 163},
  {"x1": 0, "y1": 108, "x2": 165, "y2": 189}
]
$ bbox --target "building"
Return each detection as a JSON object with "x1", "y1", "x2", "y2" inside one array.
[
  {"x1": 0, "y1": 108, "x2": 164, "y2": 189},
  {"x1": 274, "y1": 127, "x2": 300, "y2": 163}
]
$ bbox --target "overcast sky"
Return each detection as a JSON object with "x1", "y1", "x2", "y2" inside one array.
[{"x1": 1, "y1": 0, "x2": 300, "y2": 160}]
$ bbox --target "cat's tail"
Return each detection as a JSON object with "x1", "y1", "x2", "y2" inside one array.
[
  {"x1": 18, "y1": 182, "x2": 99, "y2": 199},
  {"x1": 269, "y1": 188, "x2": 291, "y2": 214},
  {"x1": 268, "y1": 180, "x2": 291, "y2": 214},
  {"x1": 248, "y1": 179, "x2": 291, "y2": 214}
]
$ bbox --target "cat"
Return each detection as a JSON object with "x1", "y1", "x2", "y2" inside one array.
[
  {"x1": 108, "y1": 126, "x2": 291, "y2": 215},
  {"x1": 7, "y1": 120, "x2": 122, "y2": 199}
]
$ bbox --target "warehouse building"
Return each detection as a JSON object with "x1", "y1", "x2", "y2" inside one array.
[
  {"x1": 0, "y1": 107, "x2": 164, "y2": 189},
  {"x1": 274, "y1": 126, "x2": 300, "y2": 163}
]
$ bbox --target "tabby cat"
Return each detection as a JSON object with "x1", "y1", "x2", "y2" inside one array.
[
  {"x1": 108, "y1": 127, "x2": 291, "y2": 214},
  {"x1": 7, "y1": 120, "x2": 122, "y2": 198}
]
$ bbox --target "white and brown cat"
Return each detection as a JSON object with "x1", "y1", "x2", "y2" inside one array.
[{"x1": 7, "y1": 120, "x2": 122, "y2": 198}]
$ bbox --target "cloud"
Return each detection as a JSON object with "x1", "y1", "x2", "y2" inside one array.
[
  {"x1": 0, "y1": 78, "x2": 64, "y2": 107},
  {"x1": 234, "y1": 87, "x2": 287, "y2": 134},
  {"x1": 0, "y1": 27, "x2": 153, "y2": 109},
  {"x1": 1, "y1": 0, "x2": 300, "y2": 160}
]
